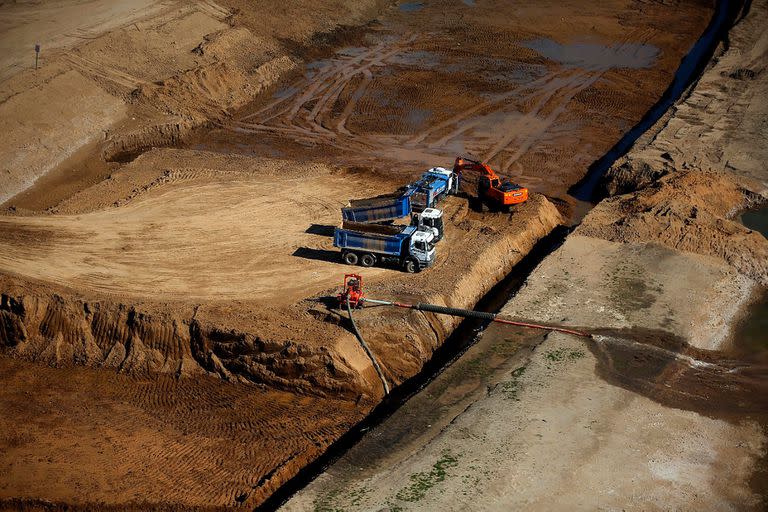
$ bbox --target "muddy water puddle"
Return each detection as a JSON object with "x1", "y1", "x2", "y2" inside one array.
[
  {"x1": 731, "y1": 289, "x2": 768, "y2": 356},
  {"x1": 588, "y1": 327, "x2": 768, "y2": 419},
  {"x1": 522, "y1": 39, "x2": 659, "y2": 69},
  {"x1": 733, "y1": 207, "x2": 768, "y2": 355},
  {"x1": 399, "y1": 2, "x2": 424, "y2": 12},
  {"x1": 740, "y1": 205, "x2": 768, "y2": 238},
  {"x1": 571, "y1": 0, "x2": 739, "y2": 200}
]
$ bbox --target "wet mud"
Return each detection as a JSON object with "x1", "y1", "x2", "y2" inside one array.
[
  {"x1": 741, "y1": 205, "x2": 768, "y2": 238},
  {"x1": 587, "y1": 325, "x2": 768, "y2": 503},
  {"x1": 587, "y1": 326, "x2": 768, "y2": 420},
  {"x1": 191, "y1": 0, "x2": 712, "y2": 202},
  {"x1": 571, "y1": 0, "x2": 745, "y2": 200}
]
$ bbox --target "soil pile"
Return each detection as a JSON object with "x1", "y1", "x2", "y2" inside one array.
[{"x1": 579, "y1": 170, "x2": 768, "y2": 284}]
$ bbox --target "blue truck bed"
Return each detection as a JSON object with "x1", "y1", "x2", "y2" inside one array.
[
  {"x1": 341, "y1": 193, "x2": 412, "y2": 223},
  {"x1": 406, "y1": 168, "x2": 457, "y2": 209},
  {"x1": 334, "y1": 225, "x2": 417, "y2": 256}
]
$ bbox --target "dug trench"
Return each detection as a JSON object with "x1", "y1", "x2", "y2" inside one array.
[
  {"x1": 0, "y1": 165, "x2": 564, "y2": 508},
  {"x1": 0, "y1": 0, "x2": 753, "y2": 510}
]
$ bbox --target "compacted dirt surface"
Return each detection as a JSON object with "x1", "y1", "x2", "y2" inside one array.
[
  {"x1": 285, "y1": 2, "x2": 768, "y2": 510},
  {"x1": 0, "y1": 0, "x2": 749, "y2": 509}
]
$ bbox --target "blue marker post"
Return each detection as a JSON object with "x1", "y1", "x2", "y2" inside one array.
[{"x1": 34, "y1": 44, "x2": 40, "y2": 70}]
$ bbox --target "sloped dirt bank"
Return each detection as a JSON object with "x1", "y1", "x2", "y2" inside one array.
[
  {"x1": 599, "y1": 0, "x2": 768, "y2": 196},
  {"x1": 579, "y1": 170, "x2": 768, "y2": 285},
  {"x1": 0, "y1": 149, "x2": 562, "y2": 400},
  {"x1": 0, "y1": 154, "x2": 561, "y2": 508}
]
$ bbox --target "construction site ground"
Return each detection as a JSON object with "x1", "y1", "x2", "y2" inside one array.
[
  {"x1": 2, "y1": 0, "x2": 762, "y2": 510},
  {"x1": 284, "y1": 1, "x2": 768, "y2": 509}
]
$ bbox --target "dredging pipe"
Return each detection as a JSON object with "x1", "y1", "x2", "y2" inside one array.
[{"x1": 361, "y1": 298, "x2": 592, "y2": 338}]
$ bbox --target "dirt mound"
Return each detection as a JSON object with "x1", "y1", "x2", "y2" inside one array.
[{"x1": 578, "y1": 170, "x2": 768, "y2": 284}]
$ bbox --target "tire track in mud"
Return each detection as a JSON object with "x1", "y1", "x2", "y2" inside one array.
[
  {"x1": 64, "y1": 54, "x2": 148, "y2": 90},
  {"x1": 222, "y1": 27, "x2": 659, "y2": 176},
  {"x1": 232, "y1": 35, "x2": 420, "y2": 154},
  {"x1": 481, "y1": 27, "x2": 658, "y2": 170}
]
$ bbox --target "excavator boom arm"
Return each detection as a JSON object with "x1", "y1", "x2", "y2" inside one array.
[{"x1": 453, "y1": 157, "x2": 499, "y2": 181}]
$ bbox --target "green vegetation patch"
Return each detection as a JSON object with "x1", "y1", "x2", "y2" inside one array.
[
  {"x1": 544, "y1": 347, "x2": 584, "y2": 363},
  {"x1": 500, "y1": 366, "x2": 526, "y2": 400},
  {"x1": 313, "y1": 485, "x2": 370, "y2": 512},
  {"x1": 395, "y1": 450, "x2": 460, "y2": 503}
]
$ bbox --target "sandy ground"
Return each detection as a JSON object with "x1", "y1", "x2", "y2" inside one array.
[
  {"x1": 283, "y1": 236, "x2": 768, "y2": 511},
  {"x1": 0, "y1": 152, "x2": 396, "y2": 303},
  {"x1": 0, "y1": 0, "x2": 740, "y2": 509},
  {"x1": 604, "y1": 0, "x2": 768, "y2": 196},
  {"x1": 0, "y1": 0, "x2": 167, "y2": 82},
  {"x1": 0, "y1": 0, "x2": 382, "y2": 205}
]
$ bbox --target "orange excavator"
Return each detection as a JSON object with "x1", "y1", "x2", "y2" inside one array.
[{"x1": 452, "y1": 156, "x2": 528, "y2": 211}]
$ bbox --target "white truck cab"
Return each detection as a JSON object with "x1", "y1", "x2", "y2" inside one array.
[
  {"x1": 413, "y1": 207, "x2": 444, "y2": 241},
  {"x1": 425, "y1": 166, "x2": 460, "y2": 195},
  {"x1": 408, "y1": 229, "x2": 436, "y2": 271}
]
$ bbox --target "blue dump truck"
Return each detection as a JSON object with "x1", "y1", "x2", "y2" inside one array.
[
  {"x1": 341, "y1": 194, "x2": 412, "y2": 223},
  {"x1": 343, "y1": 194, "x2": 445, "y2": 241},
  {"x1": 406, "y1": 167, "x2": 460, "y2": 210},
  {"x1": 340, "y1": 166, "x2": 459, "y2": 241},
  {"x1": 334, "y1": 223, "x2": 436, "y2": 273}
]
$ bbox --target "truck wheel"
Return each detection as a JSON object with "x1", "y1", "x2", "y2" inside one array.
[
  {"x1": 403, "y1": 259, "x2": 417, "y2": 273},
  {"x1": 343, "y1": 251, "x2": 359, "y2": 265},
  {"x1": 360, "y1": 253, "x2": 376, "y2": 267}
]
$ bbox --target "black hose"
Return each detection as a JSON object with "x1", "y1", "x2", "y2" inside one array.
[
  {"x1": 413, "y1": 303, "x2": 497, "y2": 321},
  {"x1": 346, "y1": 296, "x2": 390, "y2": 396}
]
